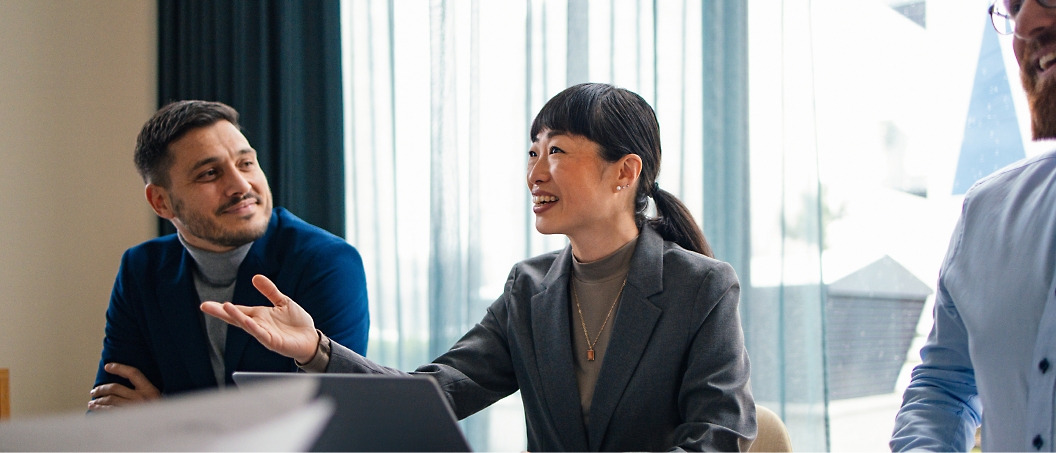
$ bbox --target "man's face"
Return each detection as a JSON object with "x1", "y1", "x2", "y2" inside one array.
[
  {"x1": 1013, "y1": 0, "x2": 1056, "y2": 139},
  {"x1": 146, "y1": 120, "x2": 273, "y2": 252}
]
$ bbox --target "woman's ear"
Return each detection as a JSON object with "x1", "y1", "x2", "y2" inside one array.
[{"x1": 616, "y1": 154, "x2": 643, "y2": 189}]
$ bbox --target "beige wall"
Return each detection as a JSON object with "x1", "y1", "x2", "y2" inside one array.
[{"x1": 0, "y1": 0, "x2": 157, "y2": 416}]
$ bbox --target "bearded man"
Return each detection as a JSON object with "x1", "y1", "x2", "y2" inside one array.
[
  {"x1": 87, "y1": 101, "x2": 369, "y2": 410},
  {"x1": 891, "y1": 1, "x2": 1056, "y2": 451}
]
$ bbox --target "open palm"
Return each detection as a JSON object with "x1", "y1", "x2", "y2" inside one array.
[{"x1": 201, "y1": 274, "x2": 319, "y2": 363}]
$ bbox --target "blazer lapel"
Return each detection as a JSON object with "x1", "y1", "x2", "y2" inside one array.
[
  {"x1": 531, "y1": 246, "x2": 590, "y2": 451},
  {"x1": 157, "y1": 249, "x2": 216, "y2": 389},
  {"x1": 587, "y1": 227, "x2": 665, "y2": 450},
  {"x1": 223, "y1": 222, "x2": 278, "y2": 381}
]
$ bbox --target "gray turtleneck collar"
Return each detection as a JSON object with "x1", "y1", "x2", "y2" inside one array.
[
  {"x1": 178, "y1": 233, "x2": 254, "y2": 287},
  {"x1": 178, "y1": 232, "x2": 255, "y2": 386}
]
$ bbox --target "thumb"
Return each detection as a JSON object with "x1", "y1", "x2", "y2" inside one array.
[{"x1": 252, "y1": 274, "x2": 291, "y2": 308}]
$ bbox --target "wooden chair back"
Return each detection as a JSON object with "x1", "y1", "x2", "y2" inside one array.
[{"x1": 0, "y1": 368, "x2": 9, "y2": 420}]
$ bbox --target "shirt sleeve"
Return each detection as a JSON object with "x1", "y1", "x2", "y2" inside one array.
[{"x1": 891, "y1": 217, "x2": 982, "y2": 452}]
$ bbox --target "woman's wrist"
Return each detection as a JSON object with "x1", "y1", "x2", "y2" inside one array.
[{"x1": 296, "y1": 329, "x2": 331, "y2": 373}]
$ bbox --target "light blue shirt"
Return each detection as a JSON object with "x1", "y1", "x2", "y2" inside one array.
[{"x1": 892, "y1": 149, "x2": 1056, "y2": 452}]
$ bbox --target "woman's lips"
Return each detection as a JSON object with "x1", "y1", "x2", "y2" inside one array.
[{"x1": 531, "y1": 194, "x2": 558, "y2": 214}]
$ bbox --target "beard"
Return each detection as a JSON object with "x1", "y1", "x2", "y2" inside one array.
[
  {"x1": 1021, "y1": 42, "x2": 1056, "y2": 139},
  {"x1": 171, "y1": 192, "x2": 271, "y2": 248}
]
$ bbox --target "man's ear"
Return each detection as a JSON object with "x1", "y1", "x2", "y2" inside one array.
[{"x1": 145, "y1": 184, "x2": 175, "y2": 220}]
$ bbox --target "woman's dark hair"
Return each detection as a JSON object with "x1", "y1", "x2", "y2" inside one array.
[
  {"x1": 134, "y1": 100, "x2": 241, "y2": 188},
  {"x1": 530, "y1": 83, "x2": 713, "y2": 258}
]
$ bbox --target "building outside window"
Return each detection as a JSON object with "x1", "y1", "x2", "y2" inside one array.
[{"x1": 342, "y1": 0, "x2": 1024, "y2": 450}]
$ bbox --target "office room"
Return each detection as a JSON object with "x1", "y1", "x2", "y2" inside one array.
[{"x1": 0, "y1": 0, "x2": 1047, "y2": 451}]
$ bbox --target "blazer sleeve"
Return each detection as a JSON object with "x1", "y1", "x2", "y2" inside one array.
[
  {"x1": 327, "y1": 271, "x2": 521, "y2": 419},
  {"x1": 294, "y1": 240, "x2": 370, "y2": 356},
  {"x1": 673, "y1": 261, "x2": 757, "y2": 451},
  {"x1": 94, "y1": 250, "x2": 165, "y2": 392}
]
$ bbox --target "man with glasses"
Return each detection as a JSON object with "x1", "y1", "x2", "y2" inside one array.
[{"x1": 891, "y1": 1, "x2": 1056, "y2": 451}]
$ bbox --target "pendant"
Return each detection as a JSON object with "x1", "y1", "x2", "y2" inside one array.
[{"x1": 587, "y1": 349, "x2": 595, "y2": 361}]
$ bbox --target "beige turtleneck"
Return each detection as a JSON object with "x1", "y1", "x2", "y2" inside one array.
[{"x1": 569, "y1": 235, "x2": 638, "y2": 428}]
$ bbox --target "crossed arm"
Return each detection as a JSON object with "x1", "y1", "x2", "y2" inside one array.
[{"x1": 91, "y1": 275, "x2": 319, "y2": 412}]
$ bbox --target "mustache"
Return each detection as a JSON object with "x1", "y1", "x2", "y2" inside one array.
[
  {"x1": 1022, "y1": 31, "x2": 1056, "y2": 77},
  {"x1": 216, "y1": 193, "x2": 263, "y2": 215}
]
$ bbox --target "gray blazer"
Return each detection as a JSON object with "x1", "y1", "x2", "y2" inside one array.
[{"x1": 328, "y1": 226, "x2": 756, "y2": 451}]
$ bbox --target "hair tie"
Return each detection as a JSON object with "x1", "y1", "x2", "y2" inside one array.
[{"x1": 653, "y1": 182, "x2": 660, "y2": 195}]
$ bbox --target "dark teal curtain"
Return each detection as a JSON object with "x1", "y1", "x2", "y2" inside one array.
[{"x1": 157, "y1": 0, "x2": 345, "y2": 237}]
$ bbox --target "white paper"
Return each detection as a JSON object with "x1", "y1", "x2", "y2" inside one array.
[{"x1": 0, "y1": 377, "x2": 329, "y2": 451}]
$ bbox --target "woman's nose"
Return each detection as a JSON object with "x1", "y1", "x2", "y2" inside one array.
[{"x1": 527, "y1": 158, "x2": 549, "y2": 185}]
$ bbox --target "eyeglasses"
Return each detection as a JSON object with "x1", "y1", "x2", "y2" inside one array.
[{"x1": 990, "y1": 0, "x2": 1056, "y2": 36}]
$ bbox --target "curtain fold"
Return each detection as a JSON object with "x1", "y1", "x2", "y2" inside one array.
[
  {"x1": 743, "y1": 1, "x2": 829, "y2": 450},
  {"x1": 343, "y1": 0, "x2": 828, "y2": 449},
  {"x1": 157, "y1": 0, "x2": 345, "y2": 237}
]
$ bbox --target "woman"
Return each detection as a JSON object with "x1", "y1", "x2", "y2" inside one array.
[{"x1": 203, "y1": 83, "x2": 756, "y2": 451}]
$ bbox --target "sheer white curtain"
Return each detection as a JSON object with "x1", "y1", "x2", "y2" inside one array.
[
  {"x1": 745, "y1": 1, "x2": 828, "y2": 450},
  {"x1": 340, "y1": 0, "x2": 797, "y2": 450}
]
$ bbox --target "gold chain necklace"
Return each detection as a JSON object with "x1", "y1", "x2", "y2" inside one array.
[{"x1": 571, "y1": 276, "x2": 627, "y2": 361}]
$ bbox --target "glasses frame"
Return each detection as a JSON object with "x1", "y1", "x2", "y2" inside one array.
[{"x1": 990, "y1": 0, "x2": 1056, "y2": 36}]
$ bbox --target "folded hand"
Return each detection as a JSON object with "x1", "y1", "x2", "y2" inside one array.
[{"x1": 88, "y1": 363, "x2": 160, "y2": 412}]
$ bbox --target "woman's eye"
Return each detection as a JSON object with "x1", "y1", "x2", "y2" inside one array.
[{"x1": 528, "y1": 150, "x2": 538, "y2": 157}]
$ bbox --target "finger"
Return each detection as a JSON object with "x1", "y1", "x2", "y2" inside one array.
[
  {"x1": 221, "y1": 302, "x2": 271, "y2": 340},
  {"x1": 201, "y1": 301, "x2": 240, "y2": 325},
  {"x1": 88, "y1": 401, "x2": 115, "y2": 412},
  {"x1": 252, "y1": 274, "x2": 290, "y2": 308},
  {"x1": 88, "y1": 394, "x2": 133, "y2": 410},
  {"x1": 105, "y1": 363, "x2": 158, "y2": 397},
  {"x1": 90, "y1": 383, "x2": 139, "y2": 401}
]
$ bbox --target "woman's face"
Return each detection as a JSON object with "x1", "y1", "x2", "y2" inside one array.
[{"x1": 527, "y1": 128, "x2": 627, "y2": 238}]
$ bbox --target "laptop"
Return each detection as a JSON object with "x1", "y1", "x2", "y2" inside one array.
[{"x1": 232, "y1": 372, "x2": 472, "y2": 452}]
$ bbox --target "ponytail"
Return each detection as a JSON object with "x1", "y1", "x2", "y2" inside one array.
[{"x1": 647, "y1": 187, "x2": 713, "y2": 258}]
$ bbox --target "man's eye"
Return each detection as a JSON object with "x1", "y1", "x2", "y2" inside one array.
[
  {"x1": 199, "y1": 169, "x2": 218, "y2": 180},
  {"x1": 549, "y1": 146, "x2": 562, "y2": 154},
  {"x1": 528, "y1": 150, "x2": 538, "y2": 157},
  {"x1": 241, "y1": 161, "x2": 256, "y2": 168},
  {"x1": 1010, "y1": 0, "x2": 1023, "y2": 15}
]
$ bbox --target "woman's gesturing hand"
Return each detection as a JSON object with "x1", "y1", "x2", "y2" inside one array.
[{"x1": 200, "y1": 274, "x2": 320, "y2": 364}]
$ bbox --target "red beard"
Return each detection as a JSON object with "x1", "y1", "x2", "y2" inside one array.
[{"x1": 1021, "y1": 38, "x2": 1056, "y2": 139}]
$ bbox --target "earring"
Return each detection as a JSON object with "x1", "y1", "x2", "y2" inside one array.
[{"x1": 616, "y1": 185, "x2": 623, "y2": 191}]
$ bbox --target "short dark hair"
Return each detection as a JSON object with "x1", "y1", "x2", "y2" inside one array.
[
  {"x1": 530, "y1": 83, "x2": 713, "y2": 257},
  {"x1": 134, "y1": 100, "x2": 240, "y2": 187}
]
